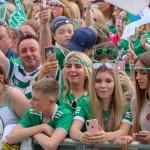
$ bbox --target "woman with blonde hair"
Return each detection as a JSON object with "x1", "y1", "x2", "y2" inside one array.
[
  {"x1": 70, "y1": 61, "x2": 131, "y2": 143},
  {"x1": 58, "y1": 51, "x2": 94, "y2": 113}
]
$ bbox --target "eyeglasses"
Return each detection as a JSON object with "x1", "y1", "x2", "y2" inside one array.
[
  {"x1": 93, "y1": 62, "x2": 115, "y2": 70},
  {"x1": 0, "y1": 21, "x2": 8, "y2": 28},
  {"x1": 48, "y1": 3, "x2": 62, "y2": 9},
  {"x1": 93, "y1": 48, "x2": 117, "y2": 57}
]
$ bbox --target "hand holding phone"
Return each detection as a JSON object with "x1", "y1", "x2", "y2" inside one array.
[
  {"x1": 86, "y1": 119, "x2": 99, "y2": 135},
  {"x1": 45, "y1": 46, "x2": 56, "y2": 61}
]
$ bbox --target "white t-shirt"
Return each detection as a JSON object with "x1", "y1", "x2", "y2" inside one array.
[{"x1": 130, "y1": 97, "x2": 150, "y2": 131}]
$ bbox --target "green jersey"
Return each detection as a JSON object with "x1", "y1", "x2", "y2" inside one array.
[
  {"x1": 119, "y1": 32, "x2": 150, "y2": 75},
  {"x1": 8, "y1": 61, "x2": 41, "y2": 99},
  {"x1": 57, "y1": 84, "x2": 89, "y2": 114},
  {"x1": 18, "y1": 105, "x2": 73, "y2": 133},
  {"x1": 74, "y1": 101, "x2": 132, "y2": 132}
]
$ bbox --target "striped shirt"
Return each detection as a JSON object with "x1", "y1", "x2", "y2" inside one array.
[{"x1": 8, "y1": 60, "x2": 42, "y2": 100}]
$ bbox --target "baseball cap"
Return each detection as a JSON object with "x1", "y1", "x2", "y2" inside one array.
[
  {"x1": 51, "y1": 16, "x2": 72, "y2": 33},
  {"x1": 66, "y1": 27, "x2": 97, "y2": 52}
]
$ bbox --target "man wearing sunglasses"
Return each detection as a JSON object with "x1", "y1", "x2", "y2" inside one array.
[{"x1": 0, "y1": 21, "x2": 19, "y2": 61}]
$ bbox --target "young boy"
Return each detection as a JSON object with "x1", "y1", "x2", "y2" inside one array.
[{"x1": 6, "y1": 78, "x2": 73, "y2": 150}]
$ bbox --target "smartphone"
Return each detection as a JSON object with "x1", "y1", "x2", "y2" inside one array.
[
  {"x1": 86, "y1": 119, "x2": 99, "y2": 135},
  {"x1": 115, "y1": 61, "x2": 125, "y2": 73},
  {"x1": 73, "y1": 19, "x2": 82, "y2": 31},
  {"x1": 44, "y1": 46, "x2": 56, "y2": 61},
  {"x1": 136, "y1": 133, "x2": 149, "y2": 137}
]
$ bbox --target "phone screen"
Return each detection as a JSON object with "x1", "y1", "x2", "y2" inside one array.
[{"x1": 44, "y1": 46, "x2": 56, "y2": 61}]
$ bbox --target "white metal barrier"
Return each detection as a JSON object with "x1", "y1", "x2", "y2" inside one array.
[{"x1": 33, "y1": 138, "x2": 150, "y2": 150}]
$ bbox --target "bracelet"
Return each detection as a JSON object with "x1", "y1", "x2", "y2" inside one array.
[{"x1": 78, "y1": 132, "x2": 82, "y2": 142}]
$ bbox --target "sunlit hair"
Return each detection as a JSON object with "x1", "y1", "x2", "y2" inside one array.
[
  {"x1": 21, "y1": 19, "x2": 41, "y2": 36},
  {"x1": 62, "y1": 51, "x2": 93, "y2": 99},
  {"x1": 32, "y1": 78, "x2": 60, "y2": 102},
  {"x1": 132, "y1": 52, "x2": 150, "y2": 133},
  {"x1": 68, "y1": 1, "x2": 81, "y2": 19},
  {"x1": 0, "y1": 63, "x2": 8, "y2": 85},
  {"x1": 93, "y1": 41, "x2": 119, "y2": 61},
  {"x1": 59, "y1": 0, "x2": 72, "y2": 20},
  {"x1": 91, "y1": 8, "x2": 105, "y2": 25},
  {"x1": 91, "y1": 65, "x2": 124, "y2": 131}
]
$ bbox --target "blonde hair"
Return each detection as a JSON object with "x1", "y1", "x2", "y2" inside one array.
[
  {"x1": 62, "y1": 51, "x2": 93, "y2": 99},
  {"x1": 132, "y1": 52, "x2": 150, "y2": 133},
  {"x1": 91, "y1": 8, "x2": 105, "y2": 25},
  {"x1": 91, "y1": 65, "x2": 124, "y2": 131},
  {"x1": 68, "y1": 1, "x2": 81, "y2": 19}
]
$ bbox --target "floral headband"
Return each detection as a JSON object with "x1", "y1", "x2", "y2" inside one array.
[
  {"x1": 66, "y1": 58, "x2": 91, "y2": 68},
  {"x1": 49, "y1": 0, "x2": 68, "y2": 10}
]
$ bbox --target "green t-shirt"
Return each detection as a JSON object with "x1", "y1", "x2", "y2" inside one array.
[
  {"x1": 119, "y1": 32, "x2": 150, "y2": 75},
  {"x1": 57, "y1": 84, "x2": 89, "y2": 114},
  {"x1": 74, "y1": 101, "x2": 132, "y2": 132},
  {"x1": 10, "y1": 57, "x2": 22, "y2": 66},
  {"x1": 18, "y1": 105, "x2": 73, "y2": 133}
]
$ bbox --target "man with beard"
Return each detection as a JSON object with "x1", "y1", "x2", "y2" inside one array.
[{"x1": 0, "y1": 34, "x2": 41, "y2": 100}]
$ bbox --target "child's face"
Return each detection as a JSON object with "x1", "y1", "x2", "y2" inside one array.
[
  {"x1": 53, "y1": 24, "x2": 74, "y2": 47},
  {"x1": 30, "y1": 91, "x2": 50, "y2": 112}
]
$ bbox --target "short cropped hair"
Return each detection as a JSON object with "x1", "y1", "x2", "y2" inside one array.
[{"x1": 32, "y1": 78, "x2": 60, "y2": 102}]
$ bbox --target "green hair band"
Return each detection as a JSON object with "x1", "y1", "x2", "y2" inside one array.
[
  {"x1": 66, "y1": 58, "x2": 90, "y2": 68},
  {"x1": 90, "y1": 24, "x2": 107, "y2": 38},
  {"x1": 134, "y1": 66, "x2": 150, "y2": 70}
]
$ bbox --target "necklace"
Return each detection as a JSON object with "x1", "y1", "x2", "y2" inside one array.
[{"x1": 0, "y1": 85, "x2": 5, "y2": 96}]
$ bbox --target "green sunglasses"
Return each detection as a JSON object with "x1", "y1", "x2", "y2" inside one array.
[{"x1": 93, "y1": 48, "x2": 118, "y2": 57}]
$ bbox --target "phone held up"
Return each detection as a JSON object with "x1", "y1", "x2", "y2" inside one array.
[
  {"x1": 115, "y1": 61, "x2": 125, "y2": 73},
  {"x1": 86, "y1": 119, "x2": 99, "y2": 135},
  {"x1": 44, "y1": 46, "x2": 56, "y2": 61}
]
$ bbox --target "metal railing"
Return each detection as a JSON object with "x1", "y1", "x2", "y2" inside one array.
[{"x1": 33, "y1": 138, "x2": 150, "y2": 150}]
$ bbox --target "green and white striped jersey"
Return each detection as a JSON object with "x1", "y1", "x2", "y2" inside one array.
[{"x1": 8, "y1": 60, "x2": 42, "y2": 100}]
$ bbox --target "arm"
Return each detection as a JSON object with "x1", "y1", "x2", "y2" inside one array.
[
  {"x1": 10, "y1": 88, "x2": 30, "y2": 118},
  {"x1": 0, "y1": 49, "x2": 9, "y2": 71},
  {"x1": 7, "y1": 124, "x2": 53, "y2": 144},
  {"x1": 85, "y1": 4, "x2": 93, "y2": 27},
  {"x1": 33, "y1": 129, "x2": 67, "y2": 150},
  {"x1": 39, "y1": 5, "x2": 53, "y2": 64}
]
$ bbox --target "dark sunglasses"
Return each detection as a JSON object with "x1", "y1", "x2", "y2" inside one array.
[
  {"x1": 71, "y1": 99, "x2": 77, "y2": 110},
  {"x1": 82, "y1": 16, "x2": 97, "y2": 22},
  {"x1": 48, "y1": 3, "x2": 62, "y2": 9},
  {"x1": 94, "y1": 48, "x2": 117, "y2": 57}
]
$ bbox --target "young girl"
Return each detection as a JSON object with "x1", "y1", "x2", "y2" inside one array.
[
  {"x1": 117, "y1": 52, "x2": 150, "y2": 149},
  {"x1": 70, "y1": 61, "x2": 131, "y2": 143},
  {"x1": 57, "y1": 51, "x2": 93, "y2": 113}
]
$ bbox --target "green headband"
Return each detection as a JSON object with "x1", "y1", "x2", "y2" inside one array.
[
  {"x1": 92, "y1": 56, "x2": 120, "y2": 63},
  {"x1": 66, "y1": 58, "x2": 90, "y2": 68},
  {"x1": 49, "y1": 0, "x2": 68, "y2": 10},
  {"x1": 134, "y1": 66, "x2": 150, "y2": 70},
  {"x1": 90, "y1": 24, "x2": 107, "y2": 38}
]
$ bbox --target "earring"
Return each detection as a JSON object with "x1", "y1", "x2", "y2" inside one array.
[{"x1": 85, "y1": 76, "x2": 88, "y2": 79}]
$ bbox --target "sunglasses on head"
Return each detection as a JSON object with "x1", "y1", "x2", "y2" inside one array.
[
  {"x1": 48, "y1": 3, "x2": 62, "y2": 9},
  {"x1": 71, "y1": 99, "x2": 77, "y2": 110},
  {"x1": 93, "y1": 62, "x2": 115, "y2": 70},
  {"x1": 93, "y1": 48, "x2": 117, "y2": 57}
]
